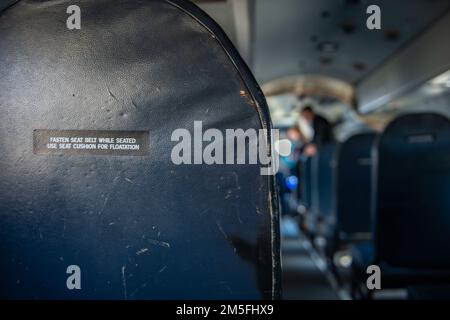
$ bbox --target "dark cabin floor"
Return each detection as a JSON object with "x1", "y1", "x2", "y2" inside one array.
[{"x1": 281, "y1": 217, "x2": 341, "y2": 300}]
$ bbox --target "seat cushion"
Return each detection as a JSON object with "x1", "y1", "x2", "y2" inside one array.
[
  {"x1": 352, "y1": 243, "x2": 450, "y2": 288},
  {"x1": 408, "y1": 285, "x2": 450, "y2": 300}
]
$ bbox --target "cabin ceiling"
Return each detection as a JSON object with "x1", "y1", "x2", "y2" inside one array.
[{"x1": 196, "y1": 0, "x2": 450, "y2": 86}]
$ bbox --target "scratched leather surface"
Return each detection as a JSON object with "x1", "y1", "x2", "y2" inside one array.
[{"x1": 0, "y1": 0, "x2": 279, "y2": 299}]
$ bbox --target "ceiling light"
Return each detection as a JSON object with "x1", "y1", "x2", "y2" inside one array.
[{"x1": 317, "y1": 41, "x2": 339, "y2": 53}]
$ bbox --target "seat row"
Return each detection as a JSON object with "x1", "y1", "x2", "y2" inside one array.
[{"x1": 297, "y1": 112, "x2": 450, "y2": 299}]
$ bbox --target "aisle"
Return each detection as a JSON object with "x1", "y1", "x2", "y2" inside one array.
[{"x1": 281, "y1": 218, "x2": 340, "y2": 300}]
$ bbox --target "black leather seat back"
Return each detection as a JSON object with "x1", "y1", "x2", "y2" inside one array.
[
  {"x1": 375, "y1": 113, "x2": 450, "y2": 269},
  {"x1": 335, "y1": 133, "x2": 376, "y2": 239},
  {"x1": 0, "y1": 0, "x2": 279, "y2": 299}
]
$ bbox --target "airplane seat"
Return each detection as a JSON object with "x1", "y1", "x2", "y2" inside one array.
[
  {"x1": 317, "y1": 143, "x2": 336, "y2": 221},
  {"x1": 328, "y1": 132, "x2": 376, "y2": 257},
  {"x1": 303, "y1": 152, "x2": 322, "y2": 238},
  {"x1": 298, "y1": 156, "x2": 315, "y2": 236},
  {"x1": 311, "y1": 144, "x2": 336, "y2": 239},
  {"x1": 299, "y1": 156, "x2": 313, "y2": 210},
  {"x1": 408, "y1": 285, "x2": 450, "y2": 300},
  {"x1": 296, "y1": 160, "x2": 303, "y2": 205},
  {"x1": 0, "y1": 0, "x2": 280, "y2": 299},
  {"x1": 351, "y1": 241, "x2": 374, "y2": 273},
  {"x1": 351, "y1": 113, "x2": 450, "y2": 296}
]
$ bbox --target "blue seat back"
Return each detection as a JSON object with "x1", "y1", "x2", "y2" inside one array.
[
  {"x1": 312, "y1": 144, "x2": 336, "y2": 219},
  {"x1": 335, "y1": 133, "x2": 377, "y2": 239},
  {"x1": 0, "y1": 0, "x2": 279, "y2": 299},
  {"x1": 375, "y1": 113, "x2": 450, "y2": 269},
  {"x1": 300, "y1": 156, "x2": 313, "y2": 209}
]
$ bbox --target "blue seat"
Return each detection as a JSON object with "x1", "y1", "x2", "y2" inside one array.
[
  {"x1": 315, "y1": 143, "x2": 336, "y2": 222},
  {"x1": 351, "y1": 242, "x2": 374, "y2": 273},
  {"x1": 352, "y1": 242, "x2": 450, "y2": 288},
  {"x1": 325, "y1": 133, "x2": 376, "y2": 259},
  {"x1": 408, "y1": 285, "x2": 450, "y2": 300},
  {"x1": 334, "y1": 133, "x2": 376, "y2": 244},
  {"x1": 309, "y1": 143, "x2": 336, "y2": 238},
  {"x1": 352, "y1": 113, "x2": 450, "y2": 295},
  {"x1": 299, "y1": 156, "x2": 313, "y2": 210},
  {"x1": 0, "y1": 0, "x2": 280, "y2": 299},
  {"x1": 297, "y1": 156, "x2": 316, "y2": 236}
]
